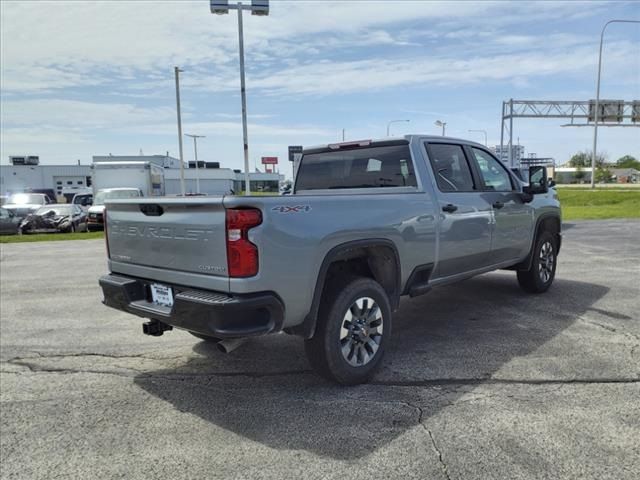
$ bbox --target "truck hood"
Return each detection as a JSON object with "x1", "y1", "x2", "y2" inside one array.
[
  {"x1": 4, "y1": 203, "x2": 41, "y2": 211},
  {"x1": 88, "y1": 205, "x2": 106, "y2": 214}
]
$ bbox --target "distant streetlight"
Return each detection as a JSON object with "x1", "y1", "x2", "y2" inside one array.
[
  {"x1": 387, "y1": 119, "x2": 410, "y2": 136},
  {"x1": 468, "y1": 129, "x2": 488, "y2": 146},
  {"x1": 434, "y1": 120, "x2": 447, "y2": 136},
  {"x1": 185, "y1": 134, "x2": 205, "y2": 194},
  {"x1": 174, "y1": 66, "x2": 186, "y2": 196},
  {"x1": 210, "y1": 1, "x2": 270, "y2": 195},
  {"x1": 591, "y1": 19, "x2": 640, "y2": 189}
]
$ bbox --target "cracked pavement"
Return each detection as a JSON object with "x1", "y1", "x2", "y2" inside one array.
[{"x1": 1, "y1": 220, "x2": 639, "y2": 479}]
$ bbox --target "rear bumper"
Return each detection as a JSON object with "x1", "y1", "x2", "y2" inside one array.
[{"x1": 99, "y1": 273, "x2": 284, "y2": 338}]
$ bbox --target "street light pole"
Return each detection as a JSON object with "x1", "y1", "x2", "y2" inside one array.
[
  {"x1": 174, "y1": 66, "x2": 186, "y2": 196},
  {"x1": 434, "y1": 120, "x2": 446, "y2": 136},
  {"x1": 591, "y1": 19, "x2": 640, "y2": 189},
  {"x1": 468, "y1": 129, "x2": 488, "y2": 146},
  {"x1": 211, "y1": 1, "x2": 270, "y2": 196},
  {"x1": 386, "y1": 119, "x2": 410, "y2": 136},
  {"x1": 185, "y1": 134, "x2": 205, "y2": 194},
  {"x1": 236, "y1": 6, "x2": 251, "y2": 195}
]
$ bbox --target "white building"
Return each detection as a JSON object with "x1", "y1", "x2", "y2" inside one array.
[
  {"x1": 492, "y1": 145, "x2": 525, "y2": 164},
  {"x1": 1, "y1": 154, "x2": 283, "y2": 199},
  {"x1": 164, "y1": 169, "x2": 283, "y2": 195},
  {"x1": 1, "y1": 163, "x2": 92, "y2": 199},
  {"x1": 93, "y1": 154, "x2": 182, "y2": 169}
]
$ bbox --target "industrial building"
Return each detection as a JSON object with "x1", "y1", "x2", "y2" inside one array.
[
  {"x1": 1, "y1": 154, "x2": 283, "y2": 199},
  {"x1": 492, "y1": 144, "x2": 525, "y2": 164}
]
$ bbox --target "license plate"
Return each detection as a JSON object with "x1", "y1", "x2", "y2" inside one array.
[{"x1": 150, "y1": 283, "x2": 174, "y2": 307}]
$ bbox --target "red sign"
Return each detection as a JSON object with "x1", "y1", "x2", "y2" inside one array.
[{"x1": 261, "y1": 156, "x2": 278, "y2": 165}]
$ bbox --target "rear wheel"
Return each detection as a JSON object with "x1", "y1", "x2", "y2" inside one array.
[
  {"x1": 517, "y1": 230, "x2": 557, "y2": 293},
  {"x1": 305, "y1": 276, "x2": 391, "y2": 385}
]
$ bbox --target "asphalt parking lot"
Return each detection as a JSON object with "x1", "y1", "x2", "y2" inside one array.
[{"x1": 1, "y1": 220, "x2": 639, "y2": 480}]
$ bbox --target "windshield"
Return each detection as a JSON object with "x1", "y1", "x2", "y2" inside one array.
[
  {"x1": 8, "y1": 194, "x2": 44, "y2": 205},
  {"x1": 94, "y1": 190, "x2": 141, "y2": 206},
  {"x1": 35, "y1": 206, "x2": 73, "y2": 216}
]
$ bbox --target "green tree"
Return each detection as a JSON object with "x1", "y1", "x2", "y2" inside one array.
[
  {"x1": 615, "y1": 155, "x2": 640, "y2": 170},
  {"x1": 594, "y1": 166, "x2": 612, "y2": 183},
  {"x1": 574, "y1": 165, "x2": 586, "y2": 183},
  {"x1": 568, "y1": 150, "x2": 607, "y2": 167}
]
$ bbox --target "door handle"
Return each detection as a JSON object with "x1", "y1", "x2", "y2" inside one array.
[
  {"x1": 442, "y1": 204, "x2": 458, "y2": 213},
  {"x1": 492, "y1": 201, "x2": 504, "y2": 209}
]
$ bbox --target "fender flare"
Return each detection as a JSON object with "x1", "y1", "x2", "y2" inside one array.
[
  {"x1": 517, "y1": 213, "x2": 562, "y2": 271},
  {"x1": 291, "y1": 238, "x2": 401, "y2": 339}
]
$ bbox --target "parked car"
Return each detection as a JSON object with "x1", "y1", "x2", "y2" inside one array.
[
  {"x1": 99, "y1": 135, "x2": 561, "y2": 385},
  {"x1": 88, "y1": 188, "x2": 142, "y2": 231},
  {"x1": 0, "y1": 207, "x2": 21, "y2": 235},
  {"x1": 3, "y1": 193, "x2": 53, "y2": 220},
  {"x1": 72, "y1": 193, "x2": 93, "y2": 211},
  {"x1": 20, "y1": 204, "x2": 88, "y2": 234}
]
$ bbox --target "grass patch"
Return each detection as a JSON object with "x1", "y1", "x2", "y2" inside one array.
[
  {"x1": 557, "y1": 188, "x2": 640, "y2": 220},
  {"x1": 0, "y1": 231, "x2": 104, "y2": 244}
]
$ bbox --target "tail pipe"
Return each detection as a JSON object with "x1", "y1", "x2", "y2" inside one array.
[{"x1": 216, "y1": 338, "x2": 247, "y2": 354}]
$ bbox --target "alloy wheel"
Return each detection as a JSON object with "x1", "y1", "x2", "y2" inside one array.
[
  {"x1": 538, "y1": 241, "x2": 554, "y2": 283},
  {"x1": 339, "y1": 297, "x2": 384, "y2": 367}
]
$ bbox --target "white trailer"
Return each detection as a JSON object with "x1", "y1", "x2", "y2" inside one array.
[{"x1": 91, "y1": 161, "x2": 165, "y2": 197}]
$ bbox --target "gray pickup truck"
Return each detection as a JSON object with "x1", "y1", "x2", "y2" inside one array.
[{"x1": 99, "y1": 135, "x2": 561, "y2": 384}]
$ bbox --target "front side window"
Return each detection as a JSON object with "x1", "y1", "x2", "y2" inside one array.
[
  {"x1": 296, "y1": 144, "x2": 417, "y2": 191},
  {"x1": 471, "y1": 148, "x2": 513, "y2": 191},
  {"x1": 426, "y1": 143, "x2": 475, "y2": 192}
]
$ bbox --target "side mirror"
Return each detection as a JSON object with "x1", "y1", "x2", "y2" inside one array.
[
  {"x1": 548, "y1": 178, "x2": 556, "y2": 188},
  {"x1": 523, "y1": 166, "x2": 548, "y2": 196}
]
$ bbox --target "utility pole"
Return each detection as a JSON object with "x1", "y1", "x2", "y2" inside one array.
[
  {"x1": 387, "y1": 119, "x2": 410, "y2": 136},
  {"x1": 210, "y1": 1, "x2": 270, "y2": 196},
  {"x1": 185, "y1": 134, "x2": 205, "y2": 194},
  {"x1": 468, "y1": 129, "x2": 488, "y2": 146},
  {"x1": 591, "y1": 19, "x2": 640, "y2": 188},
  {"x1": 174, "y1": 66, "x2": 186, "y2": 196}
]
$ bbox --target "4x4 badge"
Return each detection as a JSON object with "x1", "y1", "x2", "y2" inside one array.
[{"x1": 271, "y1": 205, "x2": 312, "y2": 214}]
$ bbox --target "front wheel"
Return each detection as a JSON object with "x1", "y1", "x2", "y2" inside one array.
[
  {"x1": 304, "y1": 276, "x2": 391, "y2": 385},
  {"x1": 517, "y1": 231, "x2": 557, "y2": 293}
]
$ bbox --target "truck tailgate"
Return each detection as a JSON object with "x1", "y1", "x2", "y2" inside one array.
[{"x1": 105, "y1": 197, "x2": 228, "y2": 278}]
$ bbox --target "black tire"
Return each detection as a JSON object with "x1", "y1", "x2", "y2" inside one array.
[
  {"x1": 305, "y1": 276, "x2": 391, "y2": 385},
  {"x1": 189, "y1": 332, "x2": 221, "y2": 342},
  {"x1": 517, "y1": 230, "x2": 558, "y2": 293}
]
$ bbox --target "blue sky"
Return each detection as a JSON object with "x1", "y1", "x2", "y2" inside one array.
[{"x1": 1, "y1": 0, "x2": 639, "y2": 179}]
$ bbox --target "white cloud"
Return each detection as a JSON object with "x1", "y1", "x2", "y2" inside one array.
[
  {"x1": 1, "y1": 0, "x2": 616, "y2": 94},
  {"x1": 1, "y1": 99, "x2": 175, "y2": 128},
  {"x1": 246, "y1": 41, "x2": 639, "y2": 96}
]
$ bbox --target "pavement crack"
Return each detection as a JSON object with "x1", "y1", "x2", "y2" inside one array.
[
  {"x1": 427, "y1": 427, "x2": 452, "y2": 480},
  {"x1": 401, "y1": 400, "x2": 452, "y2": 480}
]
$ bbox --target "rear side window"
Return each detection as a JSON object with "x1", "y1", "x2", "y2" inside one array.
[
  {"x1": 295, "y1": 145, "x2": 417, "y2": 191},
  {"x1": 426, "y1": 143, "x2": 475, "y2": 192}
]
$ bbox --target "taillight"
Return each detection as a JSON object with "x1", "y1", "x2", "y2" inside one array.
[
  {"x1": 225, "y1": 208, "x2": 262, "y2": 277},
  {"x1": 104, "y1": 209, "x2": 110, "y2": 258}
]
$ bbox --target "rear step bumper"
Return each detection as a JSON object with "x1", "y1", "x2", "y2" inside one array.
[{"x1": 99, "y1": 274, "x2": 284, "y2": 338}]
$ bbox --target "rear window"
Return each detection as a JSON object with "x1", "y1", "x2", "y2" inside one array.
[{"x1": 295, "y1": 144, "x2": 417, "y2": 191}]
